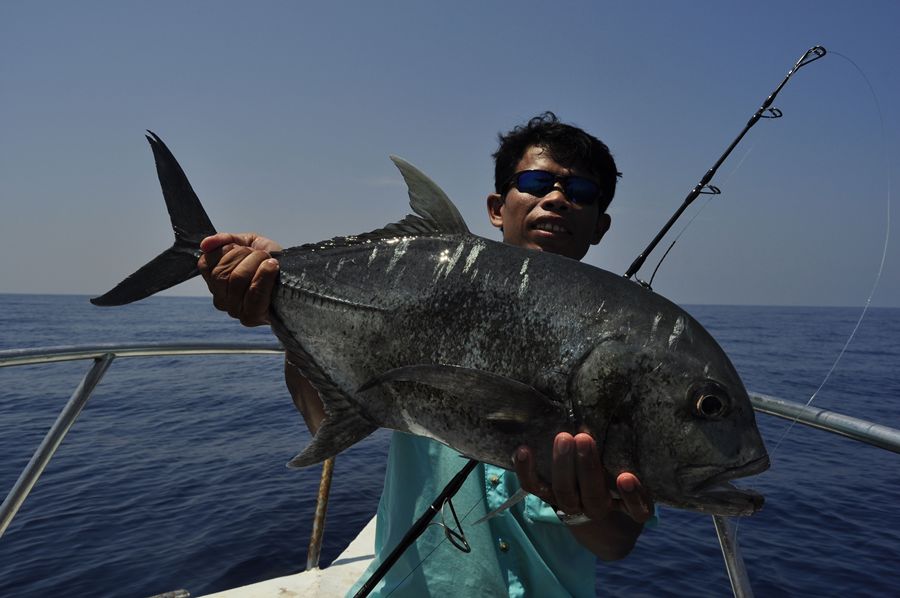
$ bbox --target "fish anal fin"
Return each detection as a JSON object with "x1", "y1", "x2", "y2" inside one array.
[
  {"x1": 287, "y1": 415, "x2": 377, "y2": 468},
  {"x1": 270, "y1": 313, "x2": 380, "y2": 468}
]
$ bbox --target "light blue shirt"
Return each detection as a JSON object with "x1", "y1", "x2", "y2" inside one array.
[{"x1": 347, "y1": 432, "x2": 597, "y2": 597}]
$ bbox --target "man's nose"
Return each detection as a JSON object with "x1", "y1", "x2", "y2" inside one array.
[{"x1": 539, "y1": 182, "x2": 571, "y2": 210}]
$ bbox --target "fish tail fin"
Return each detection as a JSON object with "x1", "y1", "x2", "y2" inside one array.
[
  {"x1": 287, "y1": 413, "x2": 378, "y2": 468},
  {"x1": 91, "y1": 131, "x2": 217, "y2": 306}
]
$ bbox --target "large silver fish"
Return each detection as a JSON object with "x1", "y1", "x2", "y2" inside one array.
[{"x1": 93, "y1": 132, "x2": 770, "y2": 516}]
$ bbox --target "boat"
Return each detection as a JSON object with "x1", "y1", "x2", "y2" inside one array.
[{"x1": 2, "y1": 341, "x2": 899, "y2": 597}]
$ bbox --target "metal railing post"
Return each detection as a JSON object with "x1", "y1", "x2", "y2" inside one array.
[
  {"x1": 306, "y1": 456, "x2": 336, "y2": 570},
  {"x1": 713, "y1": 515, "x2": 754, "y2": 598},
  {"x1": 0, "y1": 353, "x2": 116, "y2": 538}
]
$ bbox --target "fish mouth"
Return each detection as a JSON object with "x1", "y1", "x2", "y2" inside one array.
[{"x1": 678, "y1": 455, "x2": 771, "y2": 516}]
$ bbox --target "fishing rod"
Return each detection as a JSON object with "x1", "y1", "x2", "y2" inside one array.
[
  {"x1": 354, "y1": 458, "x2": 479, "y2": 598},
  {"x1": 357, "y1": 46, "x2": 832, "y2": 598},
  {"x1": 622, "y1": 45, "x2": 829, "y2": 598},
  {"x1": 624, "y1": 45, "x2": 827, "y2": 284}
]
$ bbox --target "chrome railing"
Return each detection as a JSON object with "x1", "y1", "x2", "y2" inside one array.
[
  {"x1": 0, "y1": 342, "x2": 284, "y2": 367},
  {"x1": 0, "y1": 343, "x2": 282, "y2": 539},
  {"x1": 749, "y1": 392, "x2": 900, "y2": 454},
  {"x1": 2, "y1": 343, "x2": 899, "y2": 594}
]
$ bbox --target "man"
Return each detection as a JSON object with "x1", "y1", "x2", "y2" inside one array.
[{"x1": 199, "y1": 113, "x2": 653, "y2": 596}]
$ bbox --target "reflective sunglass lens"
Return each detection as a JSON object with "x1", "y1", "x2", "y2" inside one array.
[
  {"x1": 564, "y1": 178, "x2": 600, "y2": 205},
  {"x1": 516, "y1": 171, "x2": 554, "y2": 195},
  {"x1": 514, "y1": 170, "x2": 600, "y2": 205},
  {"x1": 511, "y1": 170, "x2": 601, "y2": 205}
]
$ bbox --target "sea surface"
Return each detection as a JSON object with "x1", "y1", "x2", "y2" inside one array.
[{"x1": 0, "y1": 294, "x2": 898, "y2": 597}]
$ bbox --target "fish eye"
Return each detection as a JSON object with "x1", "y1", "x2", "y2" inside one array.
[
  {"x1": 696, "y1": 394, "x2": 726, "y2": 418},
  {"x1": 689, "y1": 381, "x2": 730, "y2": 420}
]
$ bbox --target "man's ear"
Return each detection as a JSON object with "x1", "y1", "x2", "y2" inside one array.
[
  {"x1": 591, "y1": 213, "x2": 611, "y2": 245},
  {"x1": 487, "y1": 193, "x2": 504, "y2": 230}
]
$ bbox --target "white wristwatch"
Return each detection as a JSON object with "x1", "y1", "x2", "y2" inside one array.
[{"x1": 556, "y1": 510, "x2": 592, "y2": 526}]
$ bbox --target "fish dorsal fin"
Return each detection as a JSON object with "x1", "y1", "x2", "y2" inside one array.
[
  {"x1": 390, "y1": 156, "x2": 470, "y2": 235},
  {"x1": 291, "y1": 157, "x2": 470, "y2": 253}
]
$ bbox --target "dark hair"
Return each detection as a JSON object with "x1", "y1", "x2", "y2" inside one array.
[{"x1": 492, "y1": 111, "x2": 620, "y2": 212}]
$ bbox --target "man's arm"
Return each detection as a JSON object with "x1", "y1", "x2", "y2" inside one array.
[
  {"x1": 284, "y1": 354, "x2": 326, "y2": 434},
  {"x1": 198, "y1": 233, "x2": 326, "y2": 434},
  {"x1": 514, "y1": 433, "x2": 653, "y2": 560}
]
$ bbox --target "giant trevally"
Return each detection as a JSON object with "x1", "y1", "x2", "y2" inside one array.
[{"x1": 93, "y1": 132, "x2": 770, "y2": 516}]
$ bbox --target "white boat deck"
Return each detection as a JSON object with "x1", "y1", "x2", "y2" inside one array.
[{"x1": 203, "y1": 517, "x2": 376, "y2": 598}]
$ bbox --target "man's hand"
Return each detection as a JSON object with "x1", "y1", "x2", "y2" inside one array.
[
  {"x1": 198, "y1": 233, "x2": 283, "y2": 326},
  {"x1": 513, "y1": 432, "x2": 653, "y2": 559}
]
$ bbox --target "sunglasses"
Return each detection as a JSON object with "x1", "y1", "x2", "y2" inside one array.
[{"x1": 504, "y1": 170, "x2": 603, "y2": 206}]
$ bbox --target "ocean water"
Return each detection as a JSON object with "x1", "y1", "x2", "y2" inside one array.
[{"x1": 0, "y1": 295, "x2": 898, "y2": 597}]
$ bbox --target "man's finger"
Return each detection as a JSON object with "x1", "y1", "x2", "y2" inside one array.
[
  {"x1": 552, "y1": 433, "x2": 580, "y2": 514},
  {"x1": 198, "y1": 252, "x2": 214, "y2": 284},
  {"x1": 574, "y1": 433, "x2": 612, "y2": 520},
  {"x1": 222, "y1": 249, "x2": 272, "y2": 319},
  {"x1": 207, "y1": 246, "x2": 254, "y2": 313},
  {"x1": 198, "y1": 243, "x2": 230, "y2": 287},
  {"x1": 200, "y1": 232, "x2": 259, "y2": 254},
  {"x1": 240, "y1": 258, "x2": 279, "y2": 326},
  {"x1": 513, "y1": 446, "x2": 553, "y2": 504},
  {"x1": 616, "y1": 473, "x2": 652, "y2": 523}
]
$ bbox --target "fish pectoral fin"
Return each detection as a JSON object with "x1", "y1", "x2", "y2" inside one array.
[
  {"x1": 485, "y1": 410, "x2": 530, "y2": 425},
  {"x1": 481, "y1": 407, "x2": 536, "y2": 435},
  {"x1": 359, "y1": 364, "x2": 564, "y2": 425}
]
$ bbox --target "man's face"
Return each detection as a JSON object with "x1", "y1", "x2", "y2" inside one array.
[{"x1": 487, "y1": 145, "x2": 611, "y2": 260}]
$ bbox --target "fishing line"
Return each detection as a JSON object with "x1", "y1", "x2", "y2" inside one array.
[
  {"x1": 647, "y1": 145, "x2": 756, "y2": 288},
  {"x1": 382, "y1": 492, "x2": 486, "y2": 597},
  {"x1": 625, "y1": 46, "x2": 826, "y2": 282},
  {"x1": 735, "y1": 51, "x2": 892, "y2": 543},
  {"x1": 768, "y1": 50, "x2": 891, "y2": 457}
]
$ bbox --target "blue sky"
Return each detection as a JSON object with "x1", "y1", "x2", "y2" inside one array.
[{"x1": 2, "y1": 1, "x2": 898, "y2": 307}]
